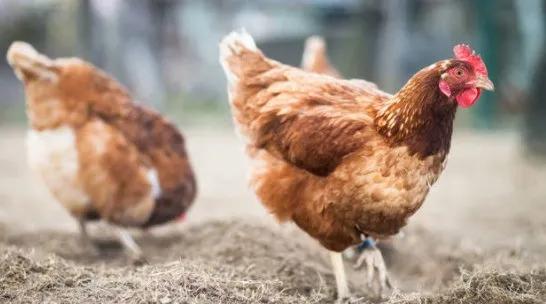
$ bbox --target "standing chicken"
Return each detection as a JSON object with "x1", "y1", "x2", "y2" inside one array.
[
  {"x1": 6, "y1": 42, "x2": 196, "y2": 260},
  {"x1": 219, "y1": 31, "x2": 493, "y2": 299}
]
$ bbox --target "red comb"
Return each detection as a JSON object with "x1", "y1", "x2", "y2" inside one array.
[{"x1": 453, "y1": 44, "x2": 488, "y2": 76}]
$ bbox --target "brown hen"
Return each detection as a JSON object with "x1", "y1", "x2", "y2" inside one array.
[
  {"x1": 220, "y1": 31, "x2": 493, "y2": 299},
  {"x1": 7, "y1": 42, "x2": 196, "y2": 261}
]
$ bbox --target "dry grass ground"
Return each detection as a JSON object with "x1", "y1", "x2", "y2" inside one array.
[{"x1": 0, "y1": 126, "x2": 544, "y2": 303}]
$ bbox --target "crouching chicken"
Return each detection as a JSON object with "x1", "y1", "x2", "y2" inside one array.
[{"x1": 7, "y1": 42, "x2": 196, "y2": 261}]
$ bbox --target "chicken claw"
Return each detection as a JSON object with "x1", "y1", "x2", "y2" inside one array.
[{"x1": 354, "y1": 238, "x2": 392, "y2": 294}]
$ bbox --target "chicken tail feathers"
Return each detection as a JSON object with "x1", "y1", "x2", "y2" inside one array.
[
  {"x1": 219, "y1": 29, "x2": 257, "y2": 84},
  {"x1": 219, "y1": 29, "x2": 279, "y2": 137},
  {"x1": 7, "y1": 41, "x2": 57, "y2": 82},
  {"x1": 219, "y1": 30, "x2": 276, "y2": 90}
]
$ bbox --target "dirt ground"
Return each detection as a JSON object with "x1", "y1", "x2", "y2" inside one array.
[{"x1": 0, "y1": 126, "x2": 545, "y2": 303}]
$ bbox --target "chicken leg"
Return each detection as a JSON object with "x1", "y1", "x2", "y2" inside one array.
[
  {"x1": 77, "y1": 218, "x2": 104, "y2": 256},
  {"x1": 78, "y1": 218, "x2": 90, "y2": 242},
  {"x1": 354, "y1": 237, "x2": 392, "y2": 294},
  {"x1": 116, "y1": 227, "x2": 147, "y2": 264},
  {"x1": 329, "y1": 251, "x2": 350, "y2": 300}
]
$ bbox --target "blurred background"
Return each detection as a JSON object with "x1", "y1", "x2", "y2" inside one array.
[
  {"x1": 1, "y1": 0, "x2": 545, "y2": 136},
  {"x1": 0, "y1": 0, "x2": 544, "y2": 235}
]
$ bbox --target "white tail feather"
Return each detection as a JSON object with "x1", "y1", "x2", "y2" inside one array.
[
  {"x1": 6, "y1": 41, "x2": 56, "y2": 81},
  {"x1": 219, "y1": 29, "x2": 258, "y2": 87}
]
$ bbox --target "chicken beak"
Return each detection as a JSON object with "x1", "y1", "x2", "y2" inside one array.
[
  {"x1": 473, "y1": 75, "x2": 494, "y2": 91},
  {"x1": 6, "y1": 41, "x2": 57, "y2": 82}
]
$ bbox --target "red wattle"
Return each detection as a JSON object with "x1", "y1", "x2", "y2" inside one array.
[{"x1": 456, "y1": 87, "x2": 481, "y2": 108}]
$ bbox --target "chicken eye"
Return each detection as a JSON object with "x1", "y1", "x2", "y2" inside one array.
[{"x1": 454, "y1": 68, "x2": 465, "y2": 77}]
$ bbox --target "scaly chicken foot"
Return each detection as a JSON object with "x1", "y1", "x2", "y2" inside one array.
[{"x1": 354, "y1": 237, "x2": 392, "y2": 294}]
